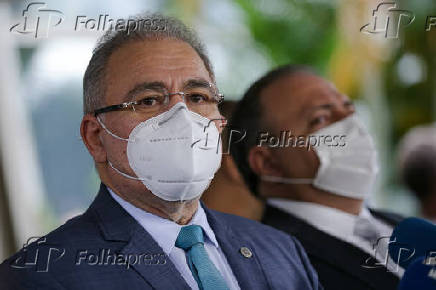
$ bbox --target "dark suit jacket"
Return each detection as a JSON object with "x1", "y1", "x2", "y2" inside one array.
[
  {"x1": 262, "y1": 204, "x2": 404, "y2": 290},
  {"x1": 0, "y1": 184, "x2": 322, "y2": 290}
]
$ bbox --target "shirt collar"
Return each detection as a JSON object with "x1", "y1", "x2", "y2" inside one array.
[
  {"x1": 267, "y1": 198, "x2": 360, "y2": 239},
  {"x1": 107, "y1": 187, "x2": 219, "y2": 255}
]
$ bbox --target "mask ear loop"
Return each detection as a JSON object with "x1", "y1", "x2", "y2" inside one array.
[
  {"x1": 96, "y1": 116, "x2": 143, "y2": 181},
  {"x1": 96, "y1": 116, "x2": 134, "y2": 142},
  {"x1": 177, "y1": 178, "x2": 213, "y2": 202},
  {"x1": 261, "y1": 175, "x2": 314, "y2": 184},
  {"x1": 107, "y1": 160, "x2": 148, "y2": 181},
  {"x1": 179, "y1": 184, "x2": 191, "y2": 202}
]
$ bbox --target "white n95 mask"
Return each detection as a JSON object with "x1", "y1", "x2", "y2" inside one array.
[
  {"x1": 262, "y1": 114, "x2": 379, "y2": 199},
  {"x1": 98, "y1": 102, "x2": 222, "y2": 201}
]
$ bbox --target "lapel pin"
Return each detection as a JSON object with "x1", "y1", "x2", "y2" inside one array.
[{"x1": 239, "y1": 247, "x2": 252, "y2": 258}]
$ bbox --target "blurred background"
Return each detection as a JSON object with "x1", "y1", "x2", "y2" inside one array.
[{"x1": 0, "y1": 0, "x2": 435, "y2": 260}]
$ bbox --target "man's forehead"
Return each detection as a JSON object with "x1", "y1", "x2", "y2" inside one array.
[
  {"x1": 104, "y1": 38, "x2": 211, "y2": 103},
  {"x1": 261, "y1": 73, "x2": 343, "y2": 109},
  {"x1": 259, "y1": 73, "x2": 349, "y2": 128},
  {"x1": 106, "y1": 39, "x2": 208, "y2": 75}
]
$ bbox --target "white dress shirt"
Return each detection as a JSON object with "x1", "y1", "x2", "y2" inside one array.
[
  {"x1": 267, "y1": 198, "x2": 404, "y2": 277},
  {"x1": 108, "y1": 188, "x2": 240, "y2": 290}
]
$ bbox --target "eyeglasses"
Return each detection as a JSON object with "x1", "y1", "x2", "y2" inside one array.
[{"x1": 93, "y1": 89, "x2": 224, "y2": 117}]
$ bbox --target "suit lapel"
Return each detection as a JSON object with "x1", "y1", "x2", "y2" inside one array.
[
  {"x1": 89, "y1": 184, "x2": 190, "y2": 290},
  {"x1": 202, "y1": 203, "x2": 269, "y2": 289},
  {"x1": 262, "y1": 205, "x2": 399, "y2": 289},
  {"x1": 120, "y1": 230, "x2": 190, "y2": 290}
]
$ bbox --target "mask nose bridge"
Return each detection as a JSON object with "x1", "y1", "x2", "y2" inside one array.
[
  {"x1": 157, "y1": 101, "x2": 190, "y2": 127},
  {"x1": 167, "y1": 92, "x2": 187, "y2": 108}
]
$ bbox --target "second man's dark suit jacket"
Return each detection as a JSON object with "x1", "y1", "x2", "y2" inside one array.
[{"x1": 262, "y1": 204, "x2": 404, "y2": 290}]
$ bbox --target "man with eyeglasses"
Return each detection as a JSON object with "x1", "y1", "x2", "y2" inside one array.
[{"x1": 0, "y1": 13, "x2": 321, "y2": 290}]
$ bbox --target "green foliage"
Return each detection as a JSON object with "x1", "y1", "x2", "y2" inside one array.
[
  {"x1": 233, "y1": 0, "x2": 338, "y2": 73},
  {"x1": 385, "y1": 0, "x2": 436, "y2": 143}
]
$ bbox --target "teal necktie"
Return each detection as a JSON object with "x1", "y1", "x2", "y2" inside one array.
[{"x1": 175, "y1": 225, "x2": 229, "y2": 290}]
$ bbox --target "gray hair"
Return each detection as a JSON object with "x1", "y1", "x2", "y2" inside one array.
[{"x1": 83, "y1": 12, "x2": 215, "y2": 115}]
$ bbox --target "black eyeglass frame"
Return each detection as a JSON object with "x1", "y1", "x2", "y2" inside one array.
[{"x1": 93, "y1": 91, "x2": 224, "y2": 117}]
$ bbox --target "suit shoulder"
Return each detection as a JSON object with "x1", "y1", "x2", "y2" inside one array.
[
  {"x1": 0, "y1": 210, "x2": 101, "y2": 289},
  {"x1": 369, "y1": 208, "x2": 405, "y2": 226},
  {"x1": 46, "y1": 209, "x2": 100, "y2": 243},
  {"x1": 2, "y1": 209, "x2": 99, "y2": 263}
]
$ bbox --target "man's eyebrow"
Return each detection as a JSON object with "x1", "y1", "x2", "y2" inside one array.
[
  {"x1": 309, "y1": 103, "x2": 335, "y2": 112},
  {"x1": 343, "y1": 99, "x2": 354, "y2": 106},
  {"x1": 122, "y1": 79, "x2": 215, "y2": 101},
  {"x1": 124, "y1": 81, "x2": 167, "y2": 101},
  {"x1": 183, "y1": 78, "x2": 214, "y2": 91}
]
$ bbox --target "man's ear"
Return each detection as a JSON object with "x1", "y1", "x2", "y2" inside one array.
[
  {"x1": 248, "y1": 146, "x2": 282, "y2": 178},
  {"x1": 80, "y1": 115, "x2": 107, "y2": 163}
]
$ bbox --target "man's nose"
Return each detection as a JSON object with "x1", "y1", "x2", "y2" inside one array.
[{"x1": 167, "y1": 92, "x2": 186, "y2": 108}]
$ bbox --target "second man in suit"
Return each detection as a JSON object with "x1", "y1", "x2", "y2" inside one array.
[{"x1": 229, "y1": 65, "x2": 404, "y2": 290}]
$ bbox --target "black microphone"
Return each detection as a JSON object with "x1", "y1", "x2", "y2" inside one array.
[{"x1": 388, "y1": 217, "x2": 436, "y2": 269}]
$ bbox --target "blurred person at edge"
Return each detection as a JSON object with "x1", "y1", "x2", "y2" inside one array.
[
  {"x1": 229, "y1": 64, "x2": 405, "y2": 290},
  {"x1": 202, "y1": 101, "x2": 264, "y2": 220},
  {"x1": 0, "y1": 14, "x2": 322, "y2": 290},
  {"x1": 398, "y1": 125, "x2": 436, "y2": 223}
]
